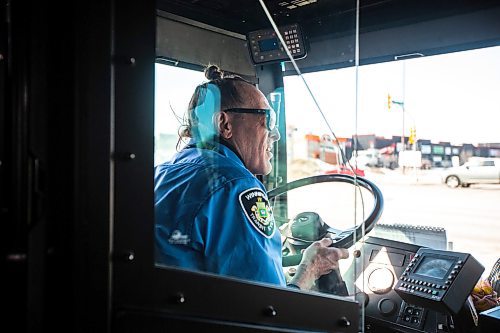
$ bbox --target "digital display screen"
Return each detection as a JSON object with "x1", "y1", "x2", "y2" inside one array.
[
  {"x1": 258, "y1": 38, "x2": 279, "y2": 52},
  {"x1": 414, "y1": 256, "x2": 454, "y2": 279}
]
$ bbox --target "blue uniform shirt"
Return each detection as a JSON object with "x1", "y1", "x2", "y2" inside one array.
[{"x1": 154, "y1": 139, "x2": 286, "y2": 286}]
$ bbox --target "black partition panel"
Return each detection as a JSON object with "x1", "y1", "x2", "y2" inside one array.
[{"x1": 114, "y1": 265, "x2": 360, "y2": 333}]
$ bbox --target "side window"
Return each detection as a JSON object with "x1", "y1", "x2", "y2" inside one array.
[{"x1": 155, "y1": 63, "x2": 205, "y2": 165}]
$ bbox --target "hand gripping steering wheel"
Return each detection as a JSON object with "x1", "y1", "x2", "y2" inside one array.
[{"x1": 267, "y1": 174, "x2": 384, "y2": 295}]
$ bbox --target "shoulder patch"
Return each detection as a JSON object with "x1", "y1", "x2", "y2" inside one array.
[{"x1": 239, "y1": 188, "x2": 275, "y2": 238}]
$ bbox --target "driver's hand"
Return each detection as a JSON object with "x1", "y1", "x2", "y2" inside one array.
[{"x1": 289, "y1": 238, "x2": 349, "y2": 290}]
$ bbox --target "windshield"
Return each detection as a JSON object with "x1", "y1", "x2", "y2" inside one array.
[
  {"x1": 283, "y1": 46, "x2": 500, "y2": 274},
  {"x1": 153, "y1": 1, "x2": 500, "y2": 331}
]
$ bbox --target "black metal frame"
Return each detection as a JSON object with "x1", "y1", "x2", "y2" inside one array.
[{"x1": 3, "y1": 1, "x2": 500, "y2": 332}]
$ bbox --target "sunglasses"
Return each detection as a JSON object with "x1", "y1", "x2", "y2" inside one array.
[{"x1": 223, "y1": 108, "x2": 277, "y2": 131}]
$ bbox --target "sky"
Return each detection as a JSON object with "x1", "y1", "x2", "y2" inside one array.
[
  {"x1": 155, "y1": 45, "x2": 500, "y2": 147},
  {"x1": 284, "y1": 45, "x2": 500, "y2": 146}
]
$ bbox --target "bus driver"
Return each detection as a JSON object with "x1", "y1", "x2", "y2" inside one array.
[{"x1": 154, "y1": 65, "x2": 348, "y2": 290}]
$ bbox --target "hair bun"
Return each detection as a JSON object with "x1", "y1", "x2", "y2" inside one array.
[{"x1": 205, "y1": 65, "x2": 223, "y2": 81}]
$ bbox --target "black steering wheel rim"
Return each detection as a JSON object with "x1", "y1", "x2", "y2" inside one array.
[{"x1": 268, "y1": 174, "x2": 384, "y2": 249}]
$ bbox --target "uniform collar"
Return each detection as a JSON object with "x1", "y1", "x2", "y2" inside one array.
[{"x1": 185, "y1": 138, "x2": 246, "y2": 168}]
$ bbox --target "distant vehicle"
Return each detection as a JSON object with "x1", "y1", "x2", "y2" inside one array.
[
  {"x1": 379, "y1": 145, "x2": 398, "y2": 169},
  {"x1": 349, "y1": 149, "x2": 381, "y2": 167},
  {"x1": 325, "y1": 165, "x2": 365, "y2": 177},
  {"x1": 421, "y1": 158, "x2": 432, "y2": 170},
  {"x1": 441, "y1": 158, "x2": 500, "y2": 188}
]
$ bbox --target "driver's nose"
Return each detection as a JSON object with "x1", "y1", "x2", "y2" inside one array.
[{"x1": 269, "y1": 126, "x2": 280, "y2": 142}]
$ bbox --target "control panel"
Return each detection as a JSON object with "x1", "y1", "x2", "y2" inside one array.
[
  {"x1": 395, "y1": 248, "x2": 484, "y2": 315},
  {"x1": 396, "y1": 301, "x2": 427, "y2": 331},
  {"x1": 247, "y1": 23, "x2": 307, "y2": 64},
  {"x1": 346, "y1": 237, "x2": 444, "y2": 332}
]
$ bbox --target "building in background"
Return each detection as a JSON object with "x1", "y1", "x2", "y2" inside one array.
[{"x1": 303, "y1": 133, "x2": 500, "y2": 169}]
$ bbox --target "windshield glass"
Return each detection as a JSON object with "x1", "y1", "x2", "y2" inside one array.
[
  {"x1": 153, "y1": 2, "x2": 500, "y2": 331},
  {"x1": 283, "y1": 46, "x2": 500, "y2": 274}
]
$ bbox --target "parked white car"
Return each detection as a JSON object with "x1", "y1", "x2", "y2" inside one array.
[
  {"x1": 441, "y1": 158, "x2": 500, "y2": 188},
  {"x1": 349, "y1": 149, "x2": 381, "y2": 167}
]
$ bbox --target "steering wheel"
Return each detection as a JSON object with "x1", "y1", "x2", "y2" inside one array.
[{"x1": 268, "y1": 174, "x2": 384, "y2": 295}]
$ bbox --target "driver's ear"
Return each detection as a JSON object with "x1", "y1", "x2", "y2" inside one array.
[{"x1": 216, "y1": 111, "x2": 233, "y2": 139}]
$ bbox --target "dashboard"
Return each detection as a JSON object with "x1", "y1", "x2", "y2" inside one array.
[{"x1": 348, "y1": 237, "x2": 483, "y2": 332}]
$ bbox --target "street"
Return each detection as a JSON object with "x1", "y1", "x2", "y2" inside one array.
[{"x1": 365, "y1": 168, "x2": 500, "y2": 276}]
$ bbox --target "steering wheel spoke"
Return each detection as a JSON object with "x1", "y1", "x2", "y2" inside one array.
[
  {"x1": 324, "y1": 226, "x2": 344, "y2": 237},
  {"x1": 269, "y1": 174, "x2": 384, "y2": 250},
  {"x1": 272, "y1": 174, "x2": 384, "y2": 294}
]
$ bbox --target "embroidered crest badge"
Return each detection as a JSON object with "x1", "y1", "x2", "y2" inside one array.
[{"x1": 239, "y1": 188, "x2": 275, "y2": 238}]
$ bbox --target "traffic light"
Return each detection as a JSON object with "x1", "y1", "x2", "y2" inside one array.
[
  {"x1": 387, "y1": 94, "x2": 392, "y2": 110},
  {"x1": 409, "y1": 127, "x2": 416, "y2": 144}
]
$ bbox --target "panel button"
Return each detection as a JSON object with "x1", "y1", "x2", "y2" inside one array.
[{"x1": 378, "y1": 298, "x2": 398, "y2": 316}]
